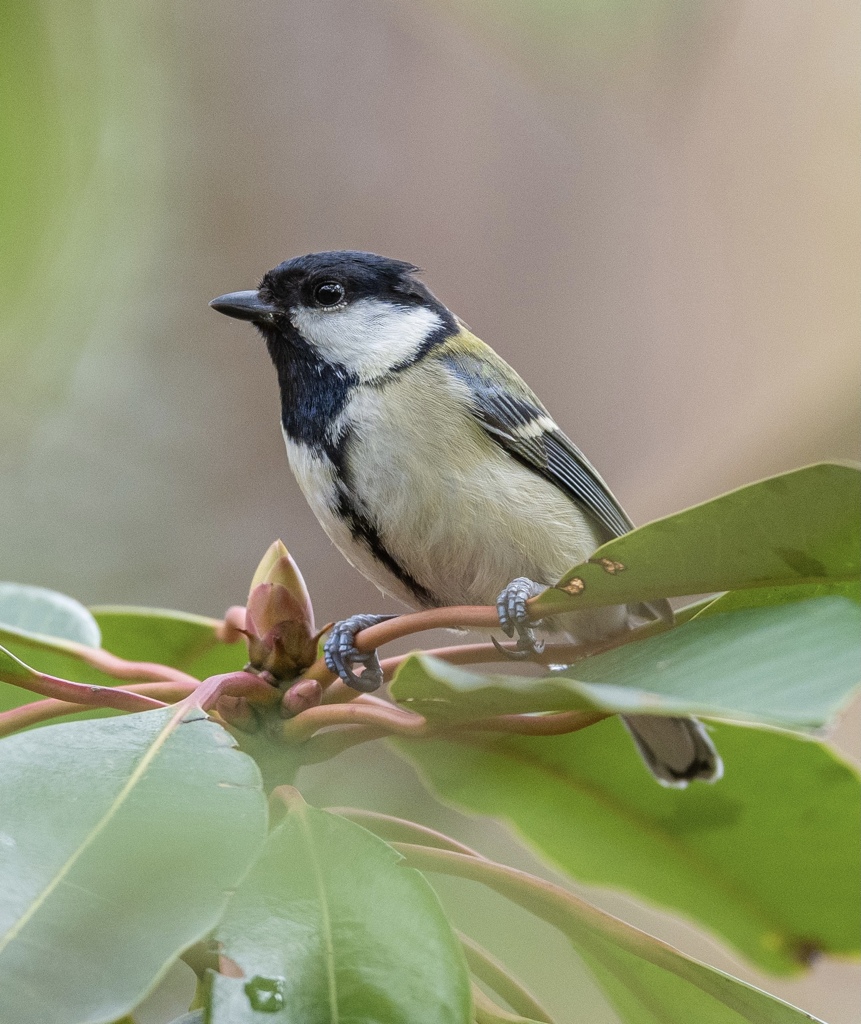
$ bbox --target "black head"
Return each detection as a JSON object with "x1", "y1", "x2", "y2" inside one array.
[
  {"x1": 260, "y1": 250, "x2": 440, "y2": 311},
  {"x1": 210, "y1": 250, "x2": 457, "y2": 381},
  {"x1": 210, "y1": 251, "x2": 459, "y2": 446}
]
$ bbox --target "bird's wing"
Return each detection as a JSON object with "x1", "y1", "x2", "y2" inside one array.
[{"x1": 437, "y1": 334, "x2": 634, "y2": 540}]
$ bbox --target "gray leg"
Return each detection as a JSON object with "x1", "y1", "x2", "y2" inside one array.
[
  {"x1": 495, "y1": 577, "x2": 548, "y2": 657},
  {"x1": 323, "y1": 614, "x2": 396, "y2": 692}
]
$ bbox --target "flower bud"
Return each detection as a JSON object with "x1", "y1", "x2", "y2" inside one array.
[
  {"x1": 249, "y1": 540, "x2": 314, "y2": 629},
  {"x1": 243, "y1": 542, "x2": 319, "y2": 682}
]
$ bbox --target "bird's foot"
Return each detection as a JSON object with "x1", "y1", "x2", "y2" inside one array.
[
  {"x1": 323, "y1": 614, "x2": 396, "y2": 692},
  {"x1": 495, "y1": 577, "x2": 547, "y2": 658}
]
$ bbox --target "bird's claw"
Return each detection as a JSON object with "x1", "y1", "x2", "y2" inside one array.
[
  {"x1": 495, "y1": 577, "x2": 547, "y2": 658},
  {"x1": 323, "y1": 614, "x2": 395, "y2": 692},
  {"x1": 491, "y1": 634, "x2": 533, "y2": 660}
]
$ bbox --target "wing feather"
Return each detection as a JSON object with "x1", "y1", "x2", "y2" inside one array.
[{"x1": 439, "y1": 343, "x2": 633, "y2": 539}]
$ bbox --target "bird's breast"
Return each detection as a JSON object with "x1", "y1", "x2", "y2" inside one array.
[{"x1": 324, "y1": 363, "x2": 604, "y2": 608}]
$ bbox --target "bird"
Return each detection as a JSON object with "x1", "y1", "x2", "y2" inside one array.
[{"x1": 210, "y1": 250, "x2": 722, "y2": 787}]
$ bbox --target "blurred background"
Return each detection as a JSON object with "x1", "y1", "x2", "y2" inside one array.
[{"x1": 1, "y1": 0, "x2": 858, "y2": 1021}]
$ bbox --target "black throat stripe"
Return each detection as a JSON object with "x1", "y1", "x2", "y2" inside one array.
[
  {"x1": 334, "y1": 494, "x2": 437, "y2": 608},
  {"x1": 265, "y1": 329, "x2": 356, "y2": 450},
  {"x1": 326, "y1": 429, "x2": 437, "y2": 608}
]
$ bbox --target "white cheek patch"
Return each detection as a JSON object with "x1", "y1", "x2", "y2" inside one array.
[{"x1": 290, "y1": 298, "x2": 443, "y2": 381}]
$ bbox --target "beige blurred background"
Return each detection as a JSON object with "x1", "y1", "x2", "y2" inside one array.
[{"x1": 1, "y1": 1, "x2": 858, "y2": 1021}]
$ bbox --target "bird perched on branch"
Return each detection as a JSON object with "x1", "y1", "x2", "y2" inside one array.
[{"x1": 211, "y1": 251, "x2": 721, "y2": 787}]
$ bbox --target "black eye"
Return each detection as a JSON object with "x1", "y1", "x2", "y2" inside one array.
[{"x1": 313, "y1": 281, "x2": 345, "y2": 307}]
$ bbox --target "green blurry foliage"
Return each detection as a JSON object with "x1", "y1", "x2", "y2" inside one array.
[
  {"x1": 0, "y1": 0, "x2": 97, "y2": 296},
  {"x1": 0, "y1": 464, "x2": 858, "y2": 1023},
  {"x1": 391, "y1": 596, "x2": 860, "y2": 727},
  {"x1": 396, "y1": 721, "x2": 860, "y2": 975},
  {"x1": 0, "y1": 0, "x2": 166, "y2": 433},
  {"x1": 93, "y1": 607, "x2": 248, "y2": 679}
]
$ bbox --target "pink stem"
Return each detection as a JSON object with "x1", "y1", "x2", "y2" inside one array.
[
  {"x1": 302, "y1": 604, "x2": 504, "y2": 685},
  {"x1": 47, "y1": 643, "x2": 201, "y2": 688},
  {"x1": 279, "y1": 700, "x2": 429, "y2": 743},
  {"x1": 183, "y1": 671, "x2": 278, "y2": 712},
  {"x1": 0, "y1": 682, "x2": 196, "y2": 738},
  {"x1": 3, "y1": 670, "x2": 168, "y2": 712}
]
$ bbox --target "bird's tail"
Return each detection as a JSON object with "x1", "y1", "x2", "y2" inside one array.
[{"x1": 621, "y1": 715, "x2": 723, "y2": 788}]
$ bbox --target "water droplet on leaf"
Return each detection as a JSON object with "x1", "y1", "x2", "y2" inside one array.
[{"x1": 244, "y1": 975, "x2": 285, "y2": 1012}]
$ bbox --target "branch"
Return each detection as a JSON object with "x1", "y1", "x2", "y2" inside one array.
[
  {"x1": 460, "y1": 711, "x2": 607, "y2": 736},
  {"x1": 321, "y1": 682, "x2": 397, "y2": 705},
  {"x1": 278, "y1": 701, "x2": 430, "y2": 743},
  {"x1": 378, "y1": 640, "x2": 628, "y2": 680},
  {"x1": 292, "y1": 725, "x2": 392, "y2": 764},
  {"x1": 280, "y1": 691, "x2": 605, "y2": 749},
  {"x1": 391, "y1": 841, "x2": 708, "y2": 983},
  {"x1": 182, "y1": 671, "x2": 278, "y2": 713},
  {"x1": 0, "y1": 661, "x2": 168, "y2": 713},
  {"x1": 303, "y1": 608, "x2": 671, "y2": 688},
  {"x1": 0, "y1": 682, "x2": 196, "y2": 738},
  {"x1": 393, "y1": 841, "x2": 602, "y2": 942},
  {"x1": 68, "y1": 647, "x2": 201, "y2": 687},
  {"x1": 302, "y1": 604, "x2": 504, "y2": 685},
  {"x1": 460, "y1": 935, "x2": 556, "y2": 1022},
  {"x1": 327, "y1": 808, "x2": 488, "y2": 860},
  {"x1": 472, "y1": 982, "x2": 539, "y2": 1023},
  {"x1": 1, "y1": 630, "x2": 203, "y2": 689}
]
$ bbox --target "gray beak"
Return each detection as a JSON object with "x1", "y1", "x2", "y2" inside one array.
[{"x1": 209, "y1": 289, "x2": 278, "y2": 323}]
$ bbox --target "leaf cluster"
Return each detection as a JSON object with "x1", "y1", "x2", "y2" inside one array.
[{"x1": 0, "y1": 464, "x2": 858, "y2": 1023}]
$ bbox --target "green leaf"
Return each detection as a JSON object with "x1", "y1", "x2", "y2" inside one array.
[
  {"x1": 0, "y1": 582, "x2": 101, "y2": 647},
  {"x1": 694, "y1": 580, "x2": 861, "y2": 616},
  {"x1": 0, "y1": 644, "x2": 36, "y2": 688},
  {"x1": 208, "y1": 792, "x2": 472, "y2": 1023},
  {"x1": 393, "y1": 720, "x2": 860, "y2": 974},
  {"x1": 92, "y1": 606, "x2": 247, "y2": 679},
  {"x1": 0, "y1": 705, "x2": 268, "y2": 1024},
  {"x1": 402, "y1": 845, "x2": 827, "y2": 1024},
  {"x1": 534, "y1": 463, "x2": 860, "y2": 616},
  {"x1": 574, "y1": 935, "x2": 823, "y2": 1024},
  {"x1": 391, "y1": 595, "x2": 861, "y2": 729}
]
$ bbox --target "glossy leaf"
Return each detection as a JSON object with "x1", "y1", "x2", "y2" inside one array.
[
  {"x1": 391, "y1": 595, "x2": 861, "y2": 728},
  {"x1": 92, "y1": 605, "x2": 247, "y2": 679},
  {"x1": 0, "y1": 581, "x2": 101, "y2": 647},
  {"x1": 394, "y1": 720, "x2": 860, "y2": 974},
  {"x1": 694, "y1": 580, "x2": 861, "y2": 616},
  {"x1": 208, "y1": 792, "x2": 472, "y2": 1023},
  {"x1": 533, "y1": 463, "x2": 860, "y2": 617},
  {"x1": 0, "y1": 706, "x2": 268, "y2": 1024}
]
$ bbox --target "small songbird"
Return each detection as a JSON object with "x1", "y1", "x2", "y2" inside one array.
[{"x1": 211, "y1": 251, "x2": 721, "y2": 787}]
